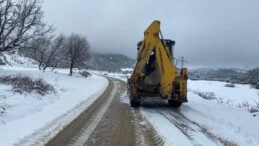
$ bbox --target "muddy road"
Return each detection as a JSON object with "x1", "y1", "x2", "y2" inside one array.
[
  {"x1": 46, "y1": 77, "x2": 163, "y2": 146},
  {"x1": 45, "y1": 76, "x2": 235, "y2": 146}
]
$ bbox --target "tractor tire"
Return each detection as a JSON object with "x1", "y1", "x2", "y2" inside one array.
[
  {"x1": 168, "y1": 100, "x2": 182, "y2": 108},
  {"x1": 130, "y1": 100, "x2": 140, "y2": 108}
]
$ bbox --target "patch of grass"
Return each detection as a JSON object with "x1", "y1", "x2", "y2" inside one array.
[
  {"x1": 248, "y1": 102, "x2": 259, "y2": 113},
  {"x1": 0, "y1": 95, "x2": 7, "y2": 118},
  {"x1": 237, "y1": 101, "x2": 259, "y2": 113},
  {"x1": 0, "y1": 102, "x2": 7, "y2": 116},
  {"x1": 237, "y1": 101, "x2": 250, "y2": 109},
  {"x1": 193, "y1": 91, "x2": 216, "y2": 100},
  {"x1": 0, "y1": 74, "x2": 55, "y2": 96}
]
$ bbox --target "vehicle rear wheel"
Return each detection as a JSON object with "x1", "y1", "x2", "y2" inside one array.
[
  {"x1": 168, "y1": 100, "x2": 182, "y2": 108},
  {"x1": 130, "y1": 100, "x2": 140, "y2": 108}
]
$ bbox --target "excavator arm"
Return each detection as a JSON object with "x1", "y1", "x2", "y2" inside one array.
[{"x1": 130, "y1": 20, "x2": 177, "y2": 99}]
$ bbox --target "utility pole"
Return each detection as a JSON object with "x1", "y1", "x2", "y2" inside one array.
[{"x1": 178, "y1": 56, "x2": 187, "y2": 68}]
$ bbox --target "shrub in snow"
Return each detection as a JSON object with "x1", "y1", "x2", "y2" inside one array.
[
  {"x1": 0, "y1": 75, "x2": 55, "y2": 96},
  {"x1": 0, "y1": 102, "x2": 7, "y2": 117},
  {"x1": 79, "y1": 71, "x2": 91, "y2": 78},
  {"x1": 247, "y1": 68, "x2": 259, "y2": 89},
  {"x1": 256, "y1": 83, "x2": 259, "y2": 89},
  {"x1": 225, "y1": 83, "x2": 235, "y2": 88},
  {"x1": 0, "y1": 59, "x2": 6, "y2": 65},
  {"x1": 237, "y1": 101, "x2": 259, "y2": 113},
  {"x1": 247, "y1": 102, "x2": 259, "y2": 113},
  {"x1": 237, "y1": 101, "x2": 250, "y2": 109},
  {"x1": 0, "y1": 95, "x2": 8, "y2": 118},
  {"x1": 193, "y1": 91, "x2": 216, "y2": 100}
]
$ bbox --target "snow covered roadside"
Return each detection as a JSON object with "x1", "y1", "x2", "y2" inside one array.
[
  {"x1": 90, "y1": 70, "x2": 129, "y2": 82},
  {"x1": 0, "y1": 66, "x2": 108, "y2": 146},
  {"x1": 139, "y1": 80, "x2": 259, "y2": 146},
  {"x1": 115, "y1": 72, "x2": 259, "y2": 146},
  {"x1": 184, "y1": 81, "x2": 259, "y2": 145}
]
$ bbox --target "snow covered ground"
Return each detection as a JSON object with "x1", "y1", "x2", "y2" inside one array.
[
  {"x1": 0, "y1": 51, "x2": 38, "y2": 67},
  {"x1": 0, "y1": 66, "x2": 108, "y2": 146},
  {"x1": 116, "y1": 72, "x2": 259, "y2": 146},
  {"x1": 1, "y1": 51, "x2": 258, "y2": 146}
]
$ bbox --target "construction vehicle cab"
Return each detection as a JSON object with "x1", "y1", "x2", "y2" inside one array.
[{"x1": 127, "y1": 20, "x2": 188, "y2": 108}]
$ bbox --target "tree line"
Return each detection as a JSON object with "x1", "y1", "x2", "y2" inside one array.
[
  {"x1": 0, "y1": 0, "x2": 91, "y2": 75},
  {"x1": 247, "y1": 68, "x2": 259, "y2": 89}
]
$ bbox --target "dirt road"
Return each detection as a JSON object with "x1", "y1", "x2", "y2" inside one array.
[
  {"x1": 46, "y1": 77, "x2": 163, "y2": 146},
  {"x1": 44, "y1": 75, "x2": 238, "y2": 146}
]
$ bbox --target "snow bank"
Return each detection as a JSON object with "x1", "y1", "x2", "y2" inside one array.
[{"x1": 189, "y1": 80, "x2": 259, "y2": 106}]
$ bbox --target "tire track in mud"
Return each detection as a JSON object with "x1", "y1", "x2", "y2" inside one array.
[
  {"x1": 46, "y1": 79, "x2": 115, "y2": 146},
  {"x1": 120, "y1": 90, "x2": 165, "y2": 146},
  {"x1": 169, "y1": 110, "x2": 237, "y2": 146},
  {"x1": 141, "y1": 98, "x2": 237, "y2": 146},
  {"x1": 171, "y1": 111, "x2": 237, "y2": 146},
  {"x1": 133, "y1": 112, "x2": 165, "y2": 146}
]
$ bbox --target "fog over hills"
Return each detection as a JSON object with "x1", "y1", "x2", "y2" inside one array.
[
  {"x1": 188, "y1": 68, "x2": 247, "y2": 83},
  {"x1": 84, "y1": 53, "x2": 135, "y2": 72}
]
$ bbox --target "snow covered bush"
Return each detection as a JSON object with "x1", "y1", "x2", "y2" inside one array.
[
  {"x1": 237, "y1": 101, "x2": 259, "y2": 113},
  {"x1": 247, "y1": 68, "x2": 259, "y2": 89},
  {"x1": 0, "y1": 75, "x2": 55, "y2": 96},
  {"x1": 0, "y1": 95, "x2": 8, "y2": 118},
  {"x1": 193, "y1": 91, "x2": 216, "y2": 100},
  {"x1": 0, "y1": 58, "x2": 5, "y2": 65},
  {"x1": 248, "y1": 103, "x2": 259, "y2": 113},
  {"x1": 0, "y1": 102, "x2": 7, "y2": 117},
  {"x1": 225, "y1": 83, "x2": 235, "y2": 88},
  {"x1": 79, "y1": 71, "x2": 91, "y2": 77}
]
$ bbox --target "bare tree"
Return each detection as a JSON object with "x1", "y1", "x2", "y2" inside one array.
[
  {"x1": 42, "y1": 34, "x2": 65, "y2": 70},
  {"x1": 65, "y1": 34, "x2": 91, "y2": 75},
  {"x1": 30, "y1": 37, "x2": 51, "y2": 70},
  {"x1": 0, "y1": 0, "x2": 54, "y2": 52}
]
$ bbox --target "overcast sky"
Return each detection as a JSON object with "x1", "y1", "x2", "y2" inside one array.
[{"x1": 42, "y1": 0, "x2": 259, "y2": 69}]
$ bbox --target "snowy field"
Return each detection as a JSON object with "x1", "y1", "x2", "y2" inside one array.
[
  {"x1": 0, "y1": 66, "x2": 108, "y2": 146},
  {"x1": 1, "y1": 51, "x2": 259, "y2": 146},
  {"x1": 116, "y1": 72, "x2": 259, "y2": 146}
]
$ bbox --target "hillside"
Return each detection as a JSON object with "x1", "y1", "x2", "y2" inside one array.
[
  {"x1": 1, "y1": 51, "x2": 135, "y2": 72},
  {"x1": 188, "y1": 68, "x2": 248, "y2": 83},
  {"x1": 0, "y1": 51, "x2": 38, "y2": 67},
  {"x1": 84, "y1": 53, "x2": 135, "y2": 72}
]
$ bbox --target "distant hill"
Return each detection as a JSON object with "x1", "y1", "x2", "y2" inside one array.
[
  {"x1": 1, "y1": 51, "x2": 135, "y2": 72},
  {"x1": 2, "y1": 51, "x2": 251, "y2": 84},
  {"x1": 188, "y1": 68, "x2": 248, "y2": 83},
  {"x1": 84, "y1": 53, "x2": 135, "y2": 72}
]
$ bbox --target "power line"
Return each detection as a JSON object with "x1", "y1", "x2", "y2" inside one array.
[
  {"x1": 193, "y1": 31, "x2": 259, "y2": 57},
  {"x1": 180, "y1": 32, "x2": 259, "y2": 66},
  {"x1": 207, "y1": 42, "x2": 259, "y2": 60},
  {"x1": 215, "y1": 32, "x2": 259, "y2": 49}
]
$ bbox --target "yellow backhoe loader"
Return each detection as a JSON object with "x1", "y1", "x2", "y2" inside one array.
[{"x1": 127, "y1": 20, "x2": 188, "y2": 108}]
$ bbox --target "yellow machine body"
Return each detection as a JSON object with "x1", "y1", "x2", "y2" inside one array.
[{"x1": 127, "y1": 20, "x2": 188, "y2": 108}]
